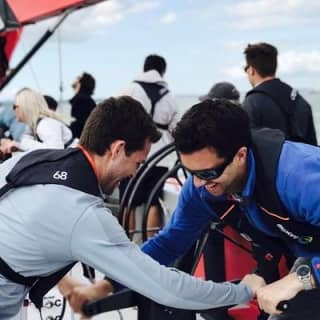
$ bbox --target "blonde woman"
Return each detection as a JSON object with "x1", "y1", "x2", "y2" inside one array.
[{"x1": 0, "y1": 88, "x2": 73, "y2": 155}]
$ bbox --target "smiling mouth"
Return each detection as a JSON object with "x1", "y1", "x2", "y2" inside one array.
[{"x1": 206, "y1": 182, "x2": 218, "y2": 190}]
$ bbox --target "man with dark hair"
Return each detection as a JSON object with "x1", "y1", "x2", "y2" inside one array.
[
  {"x1": 120, "y1": 54, "x2": 179, "y2": 238},
  {"x1": 166, "y1": 99, "x2": 320, "y2": 317},
  {"x1": 243, "y1": 42, "x2": 317, "y2": 145},
  {"x1": 144, "y1": 54, "x2": 167, "y2": 75},
  {"x1": 0, "y1": 96, "x2": 263, "y2": 319},
  {"x1": 44, "y1": 95, "x2": 58, "y2": 111},
  {"x1": 69, "y1": 72, "x2": 96, "y2": 138}
]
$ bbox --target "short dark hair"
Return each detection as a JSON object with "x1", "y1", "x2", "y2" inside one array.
[
  {"x1": 173, "y1": 99, "x2": 251, "y2": 160},
  {"x1": 44, "y1": 95, "x2": 58, "y2": 111},
  {"x1": 79, "y1": 72, "x2": 96, "y2": 96},
  {"x1": 79, "y1": 96, "x2": 161, "y2": 156},
  {"x1": 143, "y1": 54, "x2": 166, "y2": 76},
  {"x1": 244, "y1": 42, "x2": 278, "y2": 77}
]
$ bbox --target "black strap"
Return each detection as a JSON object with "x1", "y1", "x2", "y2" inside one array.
[
  {"x1": 0, "y1": 148, "x2": 100, "y2": 308},
  {"x1": 29, "y1": 262, "x2": 76, "y2": 309},
  {"x1": 134, "y1": 80, "x2": 170, "y2": 130},
  {"x1": 250, "y1": 89, "x2": 296, "y2": 138},
  {"x1": 0, "y1": 257, "x2": 38, "y2": 287},
  {"x1": 64, "y1": 136, "x2": 75, "y2": 148},
  {"x1": 251, "y1": 128, "x2": 287, "y2": 217},
  {"x1": 154, "y1": 122, "x2": 169, "y2": 130},
  {"x1": 0, "y1": 257, "x2": 76, "y2": 309}
]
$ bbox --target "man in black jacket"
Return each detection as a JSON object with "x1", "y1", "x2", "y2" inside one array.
[
  {"x1": 70, "y1": 72, "x2": 96, "y2": 138},
  {"x1": 242, "y1": 42, "x2": 317, "y2": 145}
]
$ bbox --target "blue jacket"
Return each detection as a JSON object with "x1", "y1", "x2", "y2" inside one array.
[
  {"x1": 0, "y1": 105, "x2": 26, "y2": 141},
  {"x1": 142, "y1": 141, "x2": 320, "y2": 263}
]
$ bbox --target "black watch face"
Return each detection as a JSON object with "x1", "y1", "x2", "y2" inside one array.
[{"x1": 298, "y1": 265, "x2": 311, "y2": 276}]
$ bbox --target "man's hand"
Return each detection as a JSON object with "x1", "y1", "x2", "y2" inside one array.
[
  {"x1": 240, "y1": 274, "x2": 266, "y2": 296},
  {"x1": 58, "y1": 276, "x2": 114, "y2": 317},
  {"x1": 256, "y1": 272, "x2": 304, "y2": 315}
]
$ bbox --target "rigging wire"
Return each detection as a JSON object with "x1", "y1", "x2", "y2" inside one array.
[
  {"x1": 57, "y1": 27, "x2": 64, "y2": 102},
  {"x1": 20, "y1": 39, "x2": 41, "y2": 92}
]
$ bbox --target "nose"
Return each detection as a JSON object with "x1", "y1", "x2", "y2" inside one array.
[{"x1": 193, "y1": 176, "x2": 207, "y2": 187}]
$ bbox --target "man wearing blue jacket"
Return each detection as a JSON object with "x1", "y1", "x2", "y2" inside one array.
[
  {"x1": 64, "y1": 98, "x2": 320, "y2": 318},
  {"x1": 146, "y1": 99, "x2": 320, "y2": 317}
]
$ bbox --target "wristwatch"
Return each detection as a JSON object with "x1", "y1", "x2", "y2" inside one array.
[{"x1": 296, "y1": 264, "x2": 313, "y2": 290}]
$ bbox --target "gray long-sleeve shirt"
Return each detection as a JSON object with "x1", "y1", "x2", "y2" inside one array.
[{"x1": 0, "y1": 154, "x2": 253, "y2": 318}]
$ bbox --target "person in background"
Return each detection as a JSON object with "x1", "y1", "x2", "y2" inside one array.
[
  {"x1": 0, "y1": 88, "x2": 73, "y2": 155},
  {"x1": 199, "y1": 81, "x2": 240, "y2": 103},
  {"x1": 44, "y1": 95, "x2": 58, "y2": 111},
  {"x1": 69, "y1": 72, "x2": 96, "y2": 139},
  {"x1": 119, "y1": 54, "x2": 179, "y2": 238},
  {"x1": 0, "y1": 104, "x2": 26, "y2": 141},
  {"x1": 242, "y1": 42, "x2": 317, "y2": 145}
]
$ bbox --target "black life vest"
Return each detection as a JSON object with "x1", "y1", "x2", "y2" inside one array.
[
  {"x1": 212, "y1": 128, "x2": 320, "y2": 255},
  {"x1": 246, "y1": 79, "x2": 307, "y2": 143},
  {"x1": 0, "y1": 148, "x2": 101, "y2": 309},
  {"x1": 134, "y1": 80, "x2": 170, "y2": 130}
]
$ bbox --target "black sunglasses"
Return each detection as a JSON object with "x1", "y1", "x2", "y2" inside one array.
[
  {"x1": 185, "y1": 159, "x2": 231, "y2": 181},
  {"x1": 12, "y1": 104, "x2": 18, "y2": 110},
  {"x1": 243, "y1": 65, "x2": 250, "y2": 72}
]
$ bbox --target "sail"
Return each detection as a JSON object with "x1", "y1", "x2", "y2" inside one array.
[
  {"x1": 0, "y1": 0, "x2": 106, "y2": 85},
  {"x1": 5, "y1": 0, "x2": 105, "y2": 26}
]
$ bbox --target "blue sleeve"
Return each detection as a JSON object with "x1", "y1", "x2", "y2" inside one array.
[
  {"x1": 141, "y1": 177, "x2": 214, "y2": 266},
  {"x1": 277, "y1": 145, "x2": 320, "y2": 227}
]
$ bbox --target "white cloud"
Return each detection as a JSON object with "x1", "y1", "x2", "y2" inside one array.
[
  {"x1": 127, "y1": 1, "x2": 160, "y2": 14},
  {"x1": 19, "y1": 0, "x2": 161, "y2": 44},
  {"x1": 279, "y1": 51, "x2": 320, "y2": 73},
  {"x1": 160, "y1": 12, "x2": 177, "y2": 25},
  {"x1": 222, "y1": 50, "x2": 320, "y2": 81},
  {"x1": 226, "y1": 0, "x2": 320, "y2": 29},
  {"x1": 0, "y1": 85, "x2": 20, "y2": 100},
  {"x1": 222, "y1": 66, "x2": 246, "y2": 79}
]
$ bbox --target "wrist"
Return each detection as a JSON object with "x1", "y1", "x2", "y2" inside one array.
[
  {"x1": 290, "y1": 272, "x2": 305, "y2": 291},
  {"x1": 94, "y1": 279, "x2": 114, "y2": 297},
  {"x1": 295, "y1": 263, "x2": 314, "y2": 290}
]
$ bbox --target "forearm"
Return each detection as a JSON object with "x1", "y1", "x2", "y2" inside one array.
[{"x1": 73, "y1": 209, "x2": 253, "y2": 310}]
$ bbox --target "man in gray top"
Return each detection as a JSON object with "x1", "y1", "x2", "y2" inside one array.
[{"x1": 0, "y1": 96, "x2": 264, "y2": 319}]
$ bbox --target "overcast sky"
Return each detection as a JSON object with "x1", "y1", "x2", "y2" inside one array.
[{"x1": 1, "y1": 0, "x2": 320, "y2": 101}]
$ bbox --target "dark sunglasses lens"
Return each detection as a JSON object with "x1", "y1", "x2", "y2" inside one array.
[{"x1": 195, "y1": 169, "x2": 219, "y2": 180}]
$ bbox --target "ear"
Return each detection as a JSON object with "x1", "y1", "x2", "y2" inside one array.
[
  {"x1": 236, "y1": 147, "x2": 247, "y2": 165},
  {"x1": 109, "y1": 140, "x2": 126, "y2": 160},
  {"x1": 248, "y1": 66, "x2": 255, "y2": 76}
]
